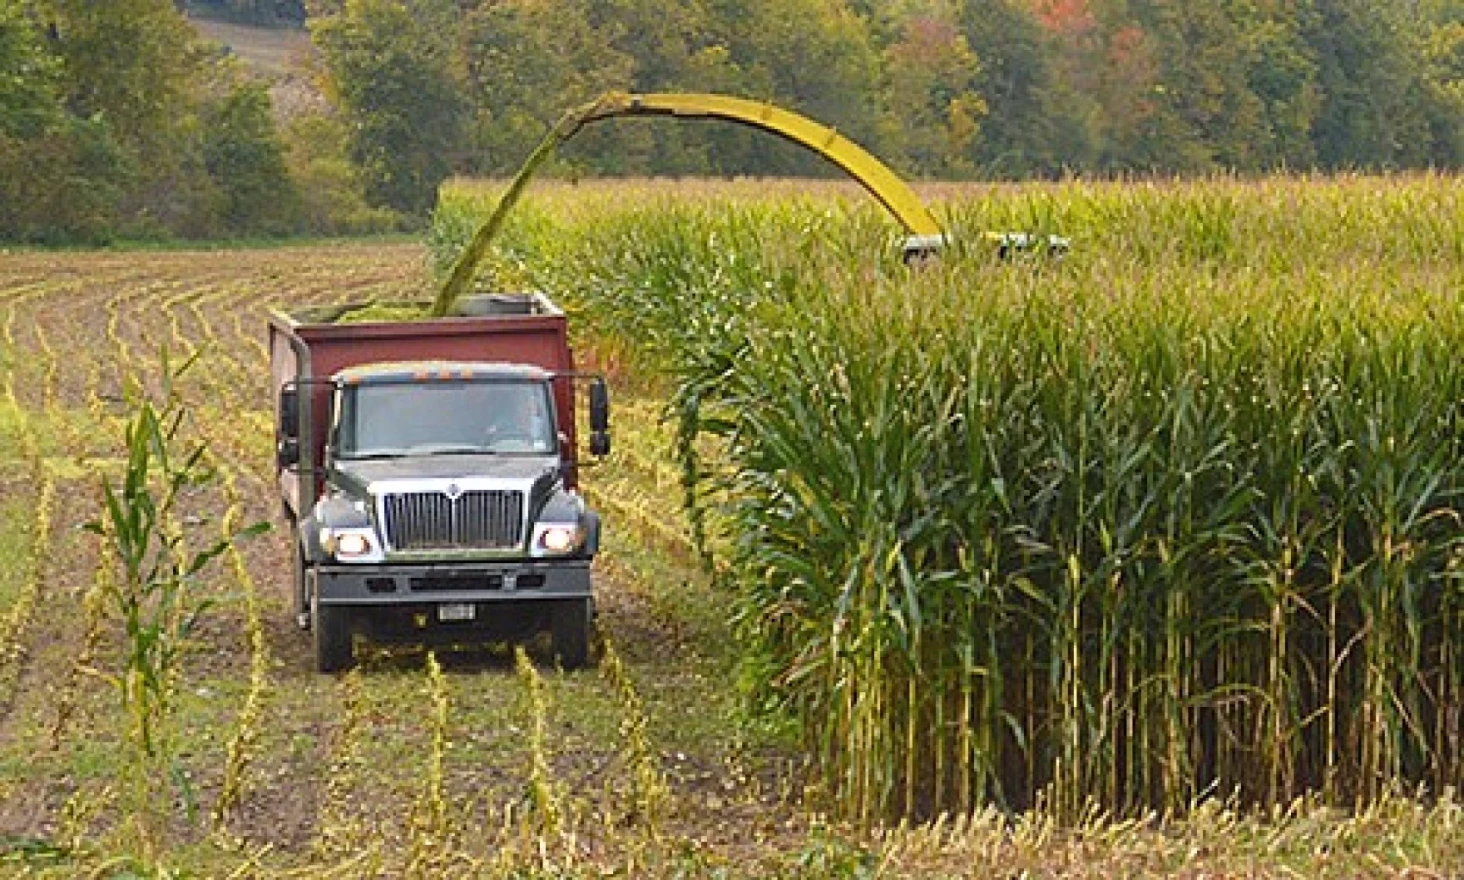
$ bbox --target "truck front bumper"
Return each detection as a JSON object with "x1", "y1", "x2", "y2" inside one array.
[{"x1": 315, "y1": 559, "x2": 592, "y2": 606}]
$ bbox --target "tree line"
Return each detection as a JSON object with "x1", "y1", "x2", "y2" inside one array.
[
  {"x1": 323, "y1": 0, "x2": 1462, "y2": 206},
  {"x1": 2, "y1": 0, "x2": 1461, "y2": 242},
  {"x1": 1, "y1": 0, "x2": 400, "y2": 242}
]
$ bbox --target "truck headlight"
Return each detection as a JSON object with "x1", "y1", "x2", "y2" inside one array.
[
  {"x1": 532, "y1": 523, "x2": 584, "y2": 556},
  {"x1": 321, "y1": 527, "x2": 383, "y2": 562}
]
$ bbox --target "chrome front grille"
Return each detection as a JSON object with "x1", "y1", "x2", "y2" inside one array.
[{"x1": 382, "y1": 490, "x2": 524, "y2": 550}]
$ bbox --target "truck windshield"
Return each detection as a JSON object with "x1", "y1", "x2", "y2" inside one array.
[{"x1": 336, "y1": 380, "x2": 556, "y2": 458}]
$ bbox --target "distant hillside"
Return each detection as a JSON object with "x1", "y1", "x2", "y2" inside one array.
[
  {"x1": 189, "y1": 13, "x2": 326, "y2": 120},
  {"x1": 190, "y1": 14, "x2": 314, "y2": 81}
]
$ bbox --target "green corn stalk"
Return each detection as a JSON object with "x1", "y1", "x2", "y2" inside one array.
[
  {"x1": 515, "y1": 646, "x2": 564, "y2": 839},
  {"x1": 87, "y1": 348, "x2": 267, "y2": 865},
  {"x1": 211, "y1": 459, "x2": 273, "y2": 833},
  {"x1": 314, "y1": 669, "x2": 374, "y2": 864},
  {"x1": 600, "y1": 634, "x2": 671, "y2": 836},
  {"x1": 407, "y1": 651, "x2": 453, "y2": 877}
]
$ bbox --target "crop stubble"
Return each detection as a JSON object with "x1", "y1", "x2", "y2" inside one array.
[{"x1": 0, "y1": 242, "x2": 797, "y2": 874}]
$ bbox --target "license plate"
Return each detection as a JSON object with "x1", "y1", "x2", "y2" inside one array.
[{"x1": 438, "y1": 603, "x2": 476, "y2": 622}]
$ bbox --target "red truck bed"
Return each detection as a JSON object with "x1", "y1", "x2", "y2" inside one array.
[{"x1": 269, "y1": 294, "x2": 579, "y2": 516}]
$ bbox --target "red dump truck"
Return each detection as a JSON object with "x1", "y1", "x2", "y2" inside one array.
[{"x1": 269, "y1": 293, "x2": 609, "y2": 672}]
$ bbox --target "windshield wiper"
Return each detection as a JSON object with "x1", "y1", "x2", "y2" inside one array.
[
  {"x1": 337, "y1": 450, "x2": 410, "y2": 461},
  {"x1": 417, "y1": 446, "x2": 498, "y2": 457}
]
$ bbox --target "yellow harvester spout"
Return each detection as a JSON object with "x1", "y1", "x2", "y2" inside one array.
[
  {"x1": 573, "y1": 92, "x2": 946, "y2": 254},
  {"x1": 435, "y1": 91, "x2": 948, "y2": 316}
]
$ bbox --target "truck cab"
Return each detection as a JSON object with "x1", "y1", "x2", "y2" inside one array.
[{"x1": 270, "y1": 295, "x2": 608, "y2": 671}]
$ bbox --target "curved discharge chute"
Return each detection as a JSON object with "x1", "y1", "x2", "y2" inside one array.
[{"x1": 434, "y1": 91, "x2": 948, "y2": 317}]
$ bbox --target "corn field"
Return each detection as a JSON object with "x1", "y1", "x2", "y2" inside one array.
[{"x1": 435, "y1": 174, "x2": 1464, "y2": 822}]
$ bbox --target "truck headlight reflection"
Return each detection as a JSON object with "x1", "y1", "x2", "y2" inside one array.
[
  {"x1": 322, "y1": 527, "x2": 379, "y2": 561},
  {"x1": 535, "y1": 524, "x2": 582, "y2": 554}
]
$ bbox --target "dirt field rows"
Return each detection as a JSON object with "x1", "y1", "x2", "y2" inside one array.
[{"x1": 0, "y1": 242, "x2": 816, "y2": 875}]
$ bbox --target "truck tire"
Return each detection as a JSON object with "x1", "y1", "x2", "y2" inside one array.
[
  {"x1": 292, "y1": 537, "x2": 310, "y2": 631},
  {"x1": 310, "y1": 571, "x2": 353, "y2": 673},
  {"x1": 551, "y1": 598, "x2": 592, "y2": 670}
]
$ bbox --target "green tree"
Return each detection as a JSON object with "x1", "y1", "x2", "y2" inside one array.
[
  {"x1": 1421, "y1": 17, "x2": 1464, "y2": 163},
  {"x1": 1024, "y1": 0, "x2": 1108, "y2": 172},
  {"x1": 33, "y1": 0, "x2": 200, "y2": 156},
  {"x1": 312, "y1": 0, "x2": 463, "y2": 215},
  {"x1": 460, "y1": 0, "x2": 889, "y2": 177},
  {"x1": 1136, "y1": 2, "x2": 1269, "y2": 171},
  {"x1": 31, "y1": 0, "x2": 215, "y2": 231},
  {"x1": 882, "y1": 12, "x2": 986, "y2": 176},
  {"x1": 282, "y1": 112, "x2": 401, "y2": 234},
  {"x1": 0, "y1": 0, "x2": 61, "y2": 137},
  {"x1": 458, "y1": 0, "x2": 634, "y2": 175},
  {"x1": 0, "y1": 0, "x2": 125, "y2": 242},
  {"x1": 201, "y1": 80, "x2": 301, "y2": 234},
  {"x1": 1090, "y1": 22, "x2": 1175, "y2": 171},
  {"x1": 958, "y1": 0, "x2": 1070, "y2": 176},
  {"x1": 571, "y1": 0, "x2": 743, "y2": 175},
  {"x1": 1238, "y1": 9, "x2": 1321, "y2": 168},
  {"x1": 1304, "y1": 0, "x2": 1437, "y2": 168},
  {"x1": 715, "y1": 0, "x2": 888, "y2": 174}
]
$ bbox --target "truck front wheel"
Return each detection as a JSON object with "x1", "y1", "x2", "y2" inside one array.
[
  {"x1": 292, "y1": 538, "x2": 310, "y2": 631},
  {"x1": 310, "y1": 571, "x2": 354, "y2": 673},
  {"x1": 551, "y1": 598, "x2": 592, "y2": 670}
]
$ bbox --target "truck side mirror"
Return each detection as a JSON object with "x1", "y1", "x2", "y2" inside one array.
[
  {"x1": 590, "y1": 431, "x2": 611, "y2": 457},
  {"x1": 589, "y1": 378, "x2": 610, "y2": 432},
  {"x1": 588, "y1": 378, "x2": 610, "y2": 457},
  {"x1": 277, "y1": 384, "x2": 302, "y2": 470},
  {"x1": 279, "y1": 384, "x2": 300, "y2": 440},
  {"x1": 277, "y1": 437, "x2": 301, "y2": 469}
]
